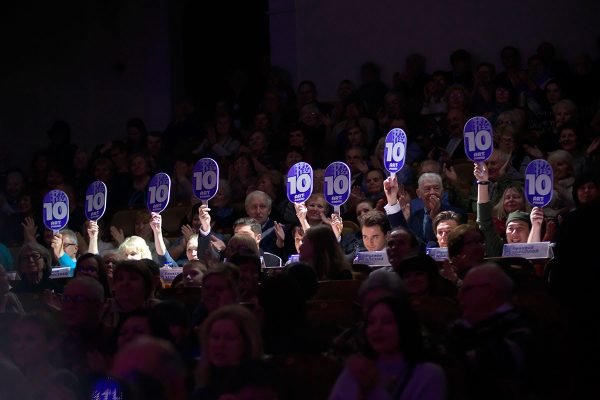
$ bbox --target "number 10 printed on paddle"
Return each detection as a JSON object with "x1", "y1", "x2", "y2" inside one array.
[
  {"x1": 147, "y1": 173, "x2": 172, "y2": 213},
  {"x1": 193, "y1": 158, "x2": 219, "y2": 206},
  {"x1": 383, "y1": 128, "x2": 407, "y2": 178},
  {"x1": 43, "y1": 189, "x2": 70, "y2": 234}
]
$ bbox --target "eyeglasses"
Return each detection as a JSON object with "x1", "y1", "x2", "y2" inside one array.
[
  {"x1": 63, "y1": 243, "x2": 77, "y2": 248},
  {"x1": 24, "y1": 253, "x2": 42, "y2": 262}
]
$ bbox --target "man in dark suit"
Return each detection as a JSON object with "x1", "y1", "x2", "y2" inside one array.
[{"x1": 383, "y1": 172, "x2": 466, "y2": 245}]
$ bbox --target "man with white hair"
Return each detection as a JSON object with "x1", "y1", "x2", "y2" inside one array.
[
  {"x1": 384, "y1": 172, "x2": 466, "y2": 244},
  {"x1": 244, "y1": 190, "x2": 285, "y2": 257}
]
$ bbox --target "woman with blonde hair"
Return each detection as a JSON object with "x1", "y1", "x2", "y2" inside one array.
[
  {"x1": 118, "y1": 235, "x2": 152, "y2": 260},
  {"x1": 491, "y1": 185, "x2": 531, "y2": 238}
]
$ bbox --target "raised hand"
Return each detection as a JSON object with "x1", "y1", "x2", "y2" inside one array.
[
  {"x1": 150, "y1": 212, "x2": 162, "y2": 234},
  {"x1": 110, "y1": 226, "x2": 125, "y2": 244},
  {"x1": 87, "y1": 220, "x2": 100, "y2": 255},
  {"x1": 383, "y1": 174, "x2": 399, "y2": 205},
  {"x1": 51, "y1": 233, "x2": 65, "y2": 260},
  {"x1": 294, "y1": 202, "x2": 310, "y2": 231},
  {"x1": 87, "y1": 220, "x2": 99, "y2": 239},
  {"x1": 21, "y1": 216, "x2": 38, "y2": 243},
  {"x1": 473, "y1": 162, "x2": 488, "y2": 182},
  {"x1": 198, "y1": 204, "x2": 212, "y2": 233},
  {"x1": 530, "y1": 207, "x2": 544, "y2": 228},
  {"x1": 181, "y1": 224, "x2": 195, "y2": 242},
  {"x1": 329, "y1": 213, "x2": 343, "y2": 240}
]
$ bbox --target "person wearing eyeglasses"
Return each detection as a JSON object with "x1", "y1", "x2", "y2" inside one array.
[
  {"x1": 50, "y1": 228, "x2": 79, "y2": 270},
  {"x1": 12, "y1": 243, "x2": 61, "y2": 294}
]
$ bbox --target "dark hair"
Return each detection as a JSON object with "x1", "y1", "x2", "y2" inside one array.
[
  {"x1": 449, "y1": 49, "x2": 471, "y2": 66},
  {"x1": 126, "y1": 118, "x2": 147, "y2": 135},
  {"x1": 363, "y1": 296, "x2": 425, "y2": 364},
  {"x1": 447, "y1": 224, "x2": 483, "y2": 258},
  {"x1": 360, "y1": 210, "x2": 391, "y2": 233},
  {"x1": 114, "y1": 260, "x2": 154, "y2": 299},
  {"x1": 476, "y1": 62, "x2": 496, "y2": 75},
  {"x1": 298, "y1": 80, "x2": 316, "y2": 92},
  {"x1": 233, "y1": 217, "x2": 262, "y2": 236},
  {"x1": 432, "y1": 211, "x2": 460, "y2": 233},
  {"x1": 303, "y1": 225, "x2": 350, "y2": 280},
  {"x1": 389, "y1": 226, "x2": 420, "y2": 250},
  {"x1": 285, "y1": 262, "x2": 319, "y2": 301},
  {"x1": 151, "y1": 300, "x2": 191, "y2": 329},
  {"x1": 229, "y1": 253, "x2": 262, "y2": 277},
  {"x1": 573, "y1": 172, "x2": 600, "y2": 208},
  {"x1": 75, "y1": 253, "x2": 111, "y2": 298},
  {"x1": 396, "y1": 255, "x2": 443, "y2": 296},
  {"x1": 114, "y1": 309, "x2": 173, "y2": 350}
]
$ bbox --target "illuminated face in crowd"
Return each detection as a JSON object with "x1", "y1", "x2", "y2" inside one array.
[
  {"x1": 436, "y1": 219, "x2": 458, "y2": 248},
  {"x1": 362, "y1": 225, "x2": 386, "y2": 252},
  {"x1": 505, "y1": 221, "x2": 529, "y2": 244},
  {"x1": 245, "y1": 195, "x2": 271, "y2": 225},
  {"x1": 365, "y1": 170, "x2": 385, "y2": 195},
  {"x1": 502, "y1": 188, "x2": 525, "y2": 214}
]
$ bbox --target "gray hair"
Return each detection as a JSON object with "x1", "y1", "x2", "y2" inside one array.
[
  {"x1": 244, "y1": 190, "x2": 272, "y2": 209},
  {"x1": 60, "y1": 229, "x2": 78, "y2": 246},
  {"x1": 418, "y1": 173, "x2": 443, "y2": 190}
]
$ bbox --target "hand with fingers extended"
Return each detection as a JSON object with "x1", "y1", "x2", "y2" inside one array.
[
  {"x1": 22, "y1": 216, "x2": 39, "y2": 243},
  {"x1": 209, "y1": 234, "x2": 226, "y2": 252},
  {"x1": 110, "y1": 226, "x2": 125, "y2": 244},
  {"x1": 181, "y1": 224, "x2": 195, "y2": 243}
]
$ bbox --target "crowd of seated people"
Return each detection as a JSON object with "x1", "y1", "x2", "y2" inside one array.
[{"x1": 0, "y1": 40, "x2": 600, "y2": 399}]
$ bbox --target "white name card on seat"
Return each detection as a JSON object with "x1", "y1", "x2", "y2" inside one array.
[
  {"x1": 160, "y1": 267, "x2": 183, "y2": 283},
  {"x1": 426, "y1": 247, "x2": 449, "y2": 261},
  {"x1": 502, "y1": 242, "x2": 554, "y2": 259},
  {"x1": 50, "y1": 267, "x2": 73, "y2": 279},
  {"x1": 354, "y1": 251, "x2": 391, "y2": 267}
]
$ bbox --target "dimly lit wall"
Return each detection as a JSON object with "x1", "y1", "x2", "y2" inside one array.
[
  {"x1": 270, "y1": 0, "x2": 600, "y2": 100},
  {"x1": 1, "y1": 1, "x2": 175, "y2": 169}
]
